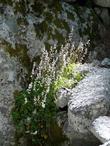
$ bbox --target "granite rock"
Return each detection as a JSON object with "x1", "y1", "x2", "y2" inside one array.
[
  {"x1": 68, "y1": 68, "x2": 110, "y2": 134},
  {"x1": 90, "y1": 116, "x2": 110, "y2": 143}
]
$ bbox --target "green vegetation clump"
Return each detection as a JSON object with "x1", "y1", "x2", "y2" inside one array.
[
  {"x1": 12, "y1": 78, "x2": 66, "y2": 146},
  {"x1": 12, "y1": 42, "x2": 87, "y2": 145},
  {"x1": 11, "y1": 45, "x2": 69, "y2": 146},
  {"x1": 54, "y1": 63, "x2": 86, "y2": 91},
  {"x1": 12, "y1": 63, "x2": 86, "y2": 146}
]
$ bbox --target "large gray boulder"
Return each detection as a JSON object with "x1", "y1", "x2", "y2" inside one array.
[
  {"x1": 90, "y1": 116, "x2": 110, "y2": 143},
  {"x1": 68, "y1": 68, "x2": 110, "y2": 135},
  {"x1": 56, "y1": 62, "x2": 98, "y2": 108},
  {"x1": 94, "y1": 0, "x2": 110, "y2": 7}
]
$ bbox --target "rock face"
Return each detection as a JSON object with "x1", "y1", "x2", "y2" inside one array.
[
  {"x1": 100, "y1": 9, "x2": 110, "y2": 26},
  {"x1": 0, "y1": 48, "x2": 22, "y2": 146},
  {"x1": 0, "y1": 1, "x2": 99, "y2": 60},
  {"x1": 100, "y1": 140, "x2": 110, "y2": 146},
  {"x1": 94, "y1": 7, "x2": 110, "y2": 27},
  {"x1": 94, "y1": 0, "x2": 110, "y2": 7},
  {"x1": 56, "y1": 62, "x2": 110, "y2": 143},
  {"x1": 90, "y1": 116, "x2": 110, "y2": 143},
  {"x1": 68, "y1": 68, "x2": 110, "y2": 135},
  {"x1": 101, "y1": 58, "x2": 110, "y2": 68},
  {"x1": 0, "y1": 0, "x2": 109, "y2": 146}
]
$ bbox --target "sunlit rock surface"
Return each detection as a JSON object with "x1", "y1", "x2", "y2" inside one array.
[
  {"x1": 68, "y1": 68, "x2": 110, "y2": 135},
  {"x1": 55, "y1": 60, "x2": 110, "y2": 143},
  {"x1": 100, "y1": 140, "x2": 110, "y2": 146},
  {"x1": 56, "y1": 62, "x2": 99, "y2": 108},
  {"x1": 90, "y1": 116, "x2": 110, "y2": 143}
]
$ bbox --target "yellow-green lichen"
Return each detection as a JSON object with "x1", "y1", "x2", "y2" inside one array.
[{"x1": 54, "y1": 63, "x2": 86, "y2": 91}]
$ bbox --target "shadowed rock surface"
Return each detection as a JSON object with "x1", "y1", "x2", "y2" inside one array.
[
  {"x1": 94, "y1": 0, "x2": 110, "y2": 7},
  {"x1": 0, "y1": 48, "x2": 22, "y2": 146}
]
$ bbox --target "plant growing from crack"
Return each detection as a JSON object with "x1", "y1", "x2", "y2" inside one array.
[{"x1": 12, "y1": 30, "x2": 89, "y2": 146}]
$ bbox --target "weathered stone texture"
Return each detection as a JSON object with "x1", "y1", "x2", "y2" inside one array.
[
  {"x1": 68, "y1": 68, "x2": 110, "y2": 134},
  {"x1": 94, "y1": 0, "x2": 110, "y2": 7},
  {"x1": 90, "y1": 116, "x2": 110, "y2": 143},
  {"x1": 0, "y1": 48, "x2": 21, "y2": 146}
]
